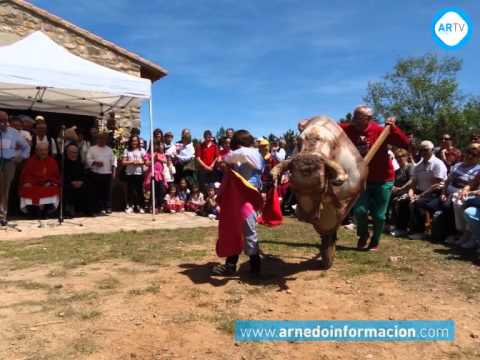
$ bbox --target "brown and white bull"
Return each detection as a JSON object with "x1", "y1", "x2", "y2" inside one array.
[{"x1": 271, "y1": 116, "x2": 368, "y2": 269}]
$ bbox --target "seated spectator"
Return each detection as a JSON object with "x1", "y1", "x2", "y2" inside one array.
[
  {"x1": 163, "y1": 184, "x2": 185, "y2": 213},
  {"x1": 186, "y1": 184, "x2": 206, "y2": 213},
  {"x1": 122, "y1": 135, "x2": 146, "y2": 214},
  {"x1": 389, "y1": 149, "x2": 414, "y2": 237},
  {"x1": 463, "y1": 194, "x2": 480, "y2": 255},
  {"x1": 199, "y1": 184, "x2": 219, "y2": 219},
  {"x1": 31, "y1": 116, "x2": 58, "y2": 157},
  {"x1": 177, "y1": 178, "x2": 191, "y2": 202},
  {"x1": 437, "y1": 144, "x2": 480, "y2": 245},
  {"x1": 19, "y1": 143, "x2": 60, "y2": 218},
  {"x1": 408, "y1": 140, "x2": 448, "y2": 240},
  {"x1": 86, "y1": 132, "x2": 115, "y2": 216},
  {"x1": 144, "y1": 141, "x2": 167, "y2": 213},
  {"x1": 63, "y1": 144, "x2": 87, "y2": 218},
  {"x1": 437, "y1": 134, "x2": 462, "y2": 170}
]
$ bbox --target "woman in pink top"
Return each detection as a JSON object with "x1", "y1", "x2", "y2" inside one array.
[{"x1": 144, "y1": 141, "x2": 167, "y2": 212}]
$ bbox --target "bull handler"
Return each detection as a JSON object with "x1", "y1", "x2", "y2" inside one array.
[{"x1": 341, "y1": 105, "x2": 410, "y2": 251}]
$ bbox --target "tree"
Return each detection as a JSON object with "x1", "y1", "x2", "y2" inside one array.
[
  {"x1": 282, "y1": 129, "x2": 297, "y2": 155},
  {"x1": 216, "y1": 126, "x2": 226, "y2": 141},
  {"x1": 364, "y1": 53, "x2": 463, "y2": 138}
]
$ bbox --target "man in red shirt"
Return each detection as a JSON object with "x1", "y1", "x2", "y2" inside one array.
[
  {"x1": 196, "y1": 130, "x2": 219, "y2": 191},
  {"x1": 341, "y1": 105, "x2": 410, "y2": 251}
]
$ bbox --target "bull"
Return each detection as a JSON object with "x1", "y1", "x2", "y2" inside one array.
[{"x1": 271, "y1": 116, "x2": 370, "y2": 269}]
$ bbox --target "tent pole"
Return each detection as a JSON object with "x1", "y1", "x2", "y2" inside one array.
[{"x1": 149, "y1": 95, "x2": 156, "y2": 221}]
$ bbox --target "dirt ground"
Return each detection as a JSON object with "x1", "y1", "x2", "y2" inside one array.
[{"x1": 0, "y1": 219, "x2": 479, "y2": 359}]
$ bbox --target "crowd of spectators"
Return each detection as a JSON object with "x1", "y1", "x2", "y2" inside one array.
[{"x1": 1, "y1": 108, "x2": 480, "y2": 260}]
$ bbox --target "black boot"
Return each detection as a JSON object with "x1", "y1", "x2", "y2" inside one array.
[
  {"x1": 211, "y1": 255, "x2": 238, "y2": 276},
  {"x1": 249, "y1": 255, "x2": 261, "y2": 277}
]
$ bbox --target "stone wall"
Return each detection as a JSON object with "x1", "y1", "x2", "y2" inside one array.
[{"x1": 0, "y1": 1, "x2": 142, "y2": 130}]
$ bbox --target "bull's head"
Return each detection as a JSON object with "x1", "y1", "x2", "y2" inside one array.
[{"x1": 271, "y1": 117, "x2": 348, "y2": 223}]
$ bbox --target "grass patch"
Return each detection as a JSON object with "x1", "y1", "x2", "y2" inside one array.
[
  {"x1": 128, "y1": 281, "x2": 161, "y2": 296},
  {"x1": 0, "y1": 227, "x2": 216, "y2": 270},
  {"x1": 0, "y1": 279, "x2": 50, "y2": 291}
]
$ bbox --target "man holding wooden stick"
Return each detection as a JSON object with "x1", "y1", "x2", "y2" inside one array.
[{"x1": 341, "y1": 105, "x2": 410, "y2": 251}]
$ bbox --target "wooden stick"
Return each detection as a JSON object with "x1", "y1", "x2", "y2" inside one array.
[{"x1": 363, "y1": 125, "x2": 392, "y2": 166}]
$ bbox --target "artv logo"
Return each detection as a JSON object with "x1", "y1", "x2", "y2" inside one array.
[{"x1": 433, "y1": 8, "x2": 472, "y2": 49}]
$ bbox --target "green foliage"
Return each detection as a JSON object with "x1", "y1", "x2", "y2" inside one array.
[
  {"x1": 364, "y1": 53, "x2": 470, "y2": 143},
  {"x1": 216, "y1": 126, "x2": 226, "y2": 141}
]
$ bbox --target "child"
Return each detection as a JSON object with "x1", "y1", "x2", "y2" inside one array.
[
  {"x1": 163, "y1": 156, "x2": 176, "y2": 187},
  {"x1": 177, "y1": 177, "x2": 191, "y2": 202},
  {"x1": 163, "y1": 184, "x2": 185, "y2": 213},
  {"x1": 144, "y1": 141, "x2": 167, "y2": 213},
  {"x1": 186, "y1": 184, "x2": 206, "y2": 213},
  {"x1": 201, "y1": 184, "x2": 219, "y2": 219},
  {"x1": 211, "y1": 129, "x2": 264, "y2": 277}
]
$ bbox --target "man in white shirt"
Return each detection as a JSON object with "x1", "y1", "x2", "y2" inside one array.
[
  {"x1": 408, "y1": 140, "x2": 447, "y2": 239},
  {"x1": 32, "y1": 117, "x2": 58, "y2": 156},
  {"x1": 270, "y1": 138, "x2": 286, "y2": 162},
  {"x1": 86, "y1": 132, "x2": 115, "y2": 216}
]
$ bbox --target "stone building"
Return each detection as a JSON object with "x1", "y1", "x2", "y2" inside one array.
[{"x1": 0, "y1": 0, "x2": 167, "y2": 131}]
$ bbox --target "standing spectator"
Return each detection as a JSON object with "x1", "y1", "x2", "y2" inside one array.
[
  {"x1": 437, "y1": 134, "x2": 462, "y2": 170},
  {"x1": 122, "y1": 135, "x2": 147, "y2": 214},
  {"x1": 271, "y1": 138, "x2": 286, "y2": 164},
  {"x1": 196, "y1": 130, "x2": 219, "y2": 191},
  {"x1": 8, "y1": 116, "x2": 32, "y2": 216},
  {"x1": 341, "y1": 106, "x2": 410, "y2": 251},
  {"x1": 9, "y1": 116, "x2": 32, "y2": 145},
  {"x1": 130, "y1": 128, "x2": 146, "y2": 150},
  {"x1": 144, "y1": 141, "x2": 167, "y2": 213},
  {"x1": 31, "y1": 116, "x2": 58, "y2": 156},
  {"x1": 0, "y1": 111, "x2": 30, "y2": 226},
  {"x1": 163, "y1": 156, "x2": 176, "y2": 187},
  {"x1": 173, "y1": 129, "x2": 196, "y2": 185},
  {"x1": 389, "y1": 148, "x2": 414, "y2": 237},
  {"x1": 153, "y1": 129, "x2": 163, "y2": 144},
  {"x1": 18, "y1": 115, "x2": 34, "y2": 140},
  {"x1": 86, "y1": 132, "x2": 115, "y2": 216},
  {"x1": 408, "y1": 141, "x2": 448, "y2": 239},
  {"x1": 218, "y1": 136, "x2": 231, "y2": 160},
  {"x1": 470, "y1": 133, "x2": 480, "y2": 145},
  {"x1": 63, "y1": 144, "x2": 87, "y2": 218},
  {"x1": 226, "y1": 128, "x2": 234, "y2": 139},
  {"x1": 80, "y1": 126, "x2": 98, "y2": 169},
  {"x1": 164, "y1": 131, "x2": 175, "y2": 155}
]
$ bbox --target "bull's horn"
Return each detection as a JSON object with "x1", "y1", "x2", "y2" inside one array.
[
  {"x1": 270, "y1": 159, "x2": 291, "y2": 179},
  {"x1": 323, "y1": 158, "x2": 348, "y2": 186}
]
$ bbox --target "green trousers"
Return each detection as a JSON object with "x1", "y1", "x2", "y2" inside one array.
[{"x1": 353, "y1": 181, "x2": 394, "y2": 247}]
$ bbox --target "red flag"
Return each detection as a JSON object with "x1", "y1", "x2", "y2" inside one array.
[
  {"x1": 216, "y1": 170, "x2": 263, "y2": 257},
  {"x1": 257, "y1": 186, "x2": 283, "y2": 227}
]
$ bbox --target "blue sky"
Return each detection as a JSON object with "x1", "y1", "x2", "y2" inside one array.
[{"x1": 31, "y1": 0, "x2": 479, "y2": 139}]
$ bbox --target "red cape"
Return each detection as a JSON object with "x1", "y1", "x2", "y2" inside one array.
[
  {"x1": 257, "y1": 186, "x2": 283, "y2": 227},
  {"x1": 216, "y1": 170, "x2": 263, "y2": 257}
]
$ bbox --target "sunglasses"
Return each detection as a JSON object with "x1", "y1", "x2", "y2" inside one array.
[{"x1": 442, "y1": 137, "x2": 451, "y2": 141}]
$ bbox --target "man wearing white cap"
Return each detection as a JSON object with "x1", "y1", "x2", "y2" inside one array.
[{"x1": 408, "y1": 140, "x2": 448, "y2": 239}]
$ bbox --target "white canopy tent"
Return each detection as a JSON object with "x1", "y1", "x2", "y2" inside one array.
[
  {"x1": 0, "y1": 31, "x2": 151, "y2": 115},
  {"x1": 0, "y1": 31, "x2": 159, "y2": 216}
]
